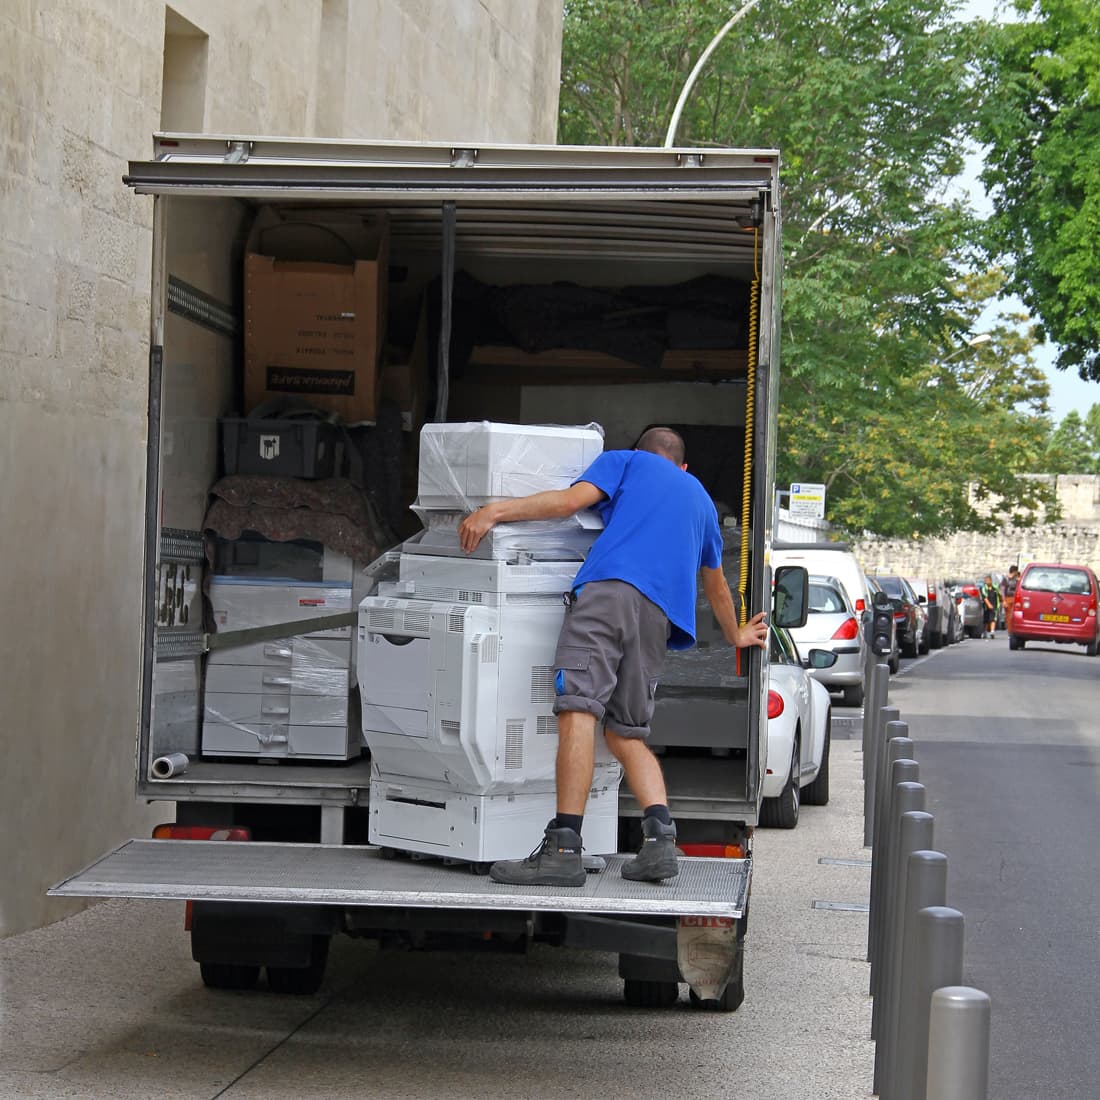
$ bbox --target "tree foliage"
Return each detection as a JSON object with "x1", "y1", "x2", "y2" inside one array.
[
  {"x1": 1045, "y1": 405, "x2": 1100, "y2": 473},
  {"x1": 559, "y1": 0, "x2": 1059, "y2": 536},
  {"x1": 978, "y1": 0, "x2": 1100, "y2": 383}
]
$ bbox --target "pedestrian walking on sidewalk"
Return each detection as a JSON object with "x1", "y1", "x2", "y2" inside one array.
[
  {"x1": 980, "y1": 574, "x2": 1001, "y2": 639},
  {"x1": 1000, "y1": 564, "x2": 1020, "y2": 634}
]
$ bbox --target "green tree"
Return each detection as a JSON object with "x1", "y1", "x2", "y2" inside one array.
[
  {"x1": 1045, "y1": 407, "x2": 1100, "y2": 473},
  {"x1": 559, "y1": 0, "x2": 1058, "y2": 536},
  {"x1": 978, "y1": 0, "x2": 1100, "y2": 383}
]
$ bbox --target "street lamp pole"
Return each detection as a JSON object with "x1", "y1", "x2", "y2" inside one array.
[{"x1": 664, "y1": 0, "x2": 764, "y2": 148}]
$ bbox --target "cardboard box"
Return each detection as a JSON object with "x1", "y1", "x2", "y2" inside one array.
[
  {"x1": 381, "y1": 303, "x2": 430, "y2": 432},
  {"x1": 244, "y1": 209, "x2": 389, "y2": 424}
]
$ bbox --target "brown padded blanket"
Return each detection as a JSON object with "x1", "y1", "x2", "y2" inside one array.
[{"x1": 203, "y1": 475, "x2": 396, "y2": 567}]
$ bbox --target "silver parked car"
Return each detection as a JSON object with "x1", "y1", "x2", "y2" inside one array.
[
  {"x1": 788, "y1": 574, "x2": 867, "y2": 707},
  {"x1": 908, "y1": 578, "x2": 957, "y2": 649}
]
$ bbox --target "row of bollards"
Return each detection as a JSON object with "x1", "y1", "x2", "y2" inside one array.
[{"x1": 862, "y1": 661, "x2": 991, "y2": 1100}]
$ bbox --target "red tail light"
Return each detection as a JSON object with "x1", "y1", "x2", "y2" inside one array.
[
  {"x1": 152, "y1": 824, "x2": 252, "y2": 841},
  {"x1": 678, "y1": 843, "x2": 747, "y2": 859},
  {"x1": 927, "y1": 590, "x2": 937, "y2": 602},
  {"x1": 767, "y1": 690, "x2": 784, "y2": 719},
  {"x1": 831, "y1": 616, "x2": 860, "y2": 640},
  {"x1": 855, "y1": 598, "x2": 866, "y2": 612}
]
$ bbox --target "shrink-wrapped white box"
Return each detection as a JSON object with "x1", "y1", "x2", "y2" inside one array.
[{"x1": 416, "y1": 421, "x2": 604, "y2": 512}]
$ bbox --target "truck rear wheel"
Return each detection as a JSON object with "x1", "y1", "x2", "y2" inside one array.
[
  {"x1": 200, "y1": 962, "x2": 260, "y2": 991},
  {"x1": 623, "y1": 979, "x2": 679, "y2": 1007},
  {"x1": 266, "y1": 935, "x2": 330, "y2": 995}
]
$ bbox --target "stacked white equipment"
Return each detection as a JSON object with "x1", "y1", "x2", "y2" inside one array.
[
  {"x1": 357, "y1": 422, "x2": 622, "y2": 864},
  {"x1": 203, "y1": 547, "x2": 357, "y2": 761}
]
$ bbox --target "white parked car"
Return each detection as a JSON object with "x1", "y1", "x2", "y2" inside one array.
[
  {"x1": 761, "y1": 625, "x2": 834, "y2": 828},
  {"x1": 788, "y1": 574, "x2": 867, "y2": 707}
]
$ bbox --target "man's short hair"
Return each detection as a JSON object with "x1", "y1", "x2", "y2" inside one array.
[{"x1": 636, "y1": 426, "x2": 686, "y2": 466}]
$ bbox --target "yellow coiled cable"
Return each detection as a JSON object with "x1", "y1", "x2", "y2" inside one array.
[{"x1": 738, "y1": 226, "x2": 760, "y2": 626}]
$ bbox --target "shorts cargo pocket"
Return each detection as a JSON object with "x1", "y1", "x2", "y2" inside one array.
[{"x1": 554, "y1": 646, "x2": 591, "y2": 696}]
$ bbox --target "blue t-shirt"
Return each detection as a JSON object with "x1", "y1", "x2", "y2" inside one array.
[{"x1": 572, "y1": 450, "x2": 723, "y2": 650}]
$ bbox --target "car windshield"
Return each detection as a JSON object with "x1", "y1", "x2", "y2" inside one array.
[
  {"x1": 1022, "y1": 568, "x2": 1092, "y2": 595},
  {"x1": 808, "y1": 582, "x2": 847, "y2": 614}
]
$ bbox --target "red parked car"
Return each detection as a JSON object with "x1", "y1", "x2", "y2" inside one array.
[{"x1": 1009, "y1": 562, "x2": 1100, "y2": 655}]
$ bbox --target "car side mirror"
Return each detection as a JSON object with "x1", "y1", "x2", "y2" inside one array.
[
  {"x1": 807, "y1": 648, "x2": 838, "y2": 669},
  {"x1": 917, "y1": 595, "x2": 927, "y2": 604},
  {"x1": 773, "y1": 565, "x2": 809, "y2": 629}
]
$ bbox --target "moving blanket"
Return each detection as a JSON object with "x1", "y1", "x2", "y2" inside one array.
[{"x1": 203, "y1": 475, "x2": 391, "y2": 567}]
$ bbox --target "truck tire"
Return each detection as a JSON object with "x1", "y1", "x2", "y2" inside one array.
[
  {"x1": 760, "y1": 738, "x2": 800, "y2": 829},
  {"x1": 802, "y1": 727, "x2": 830, "y2": 807},
  {"x1": 930, "y1": 630, "x2": 944, "y2": 650},
  {"x1": 200, "y1": 962, "x2": 260, "y2": 991},
  {"x1": 918, "y1": 629, "x2": 930, "y2": 655},
  {"x1": 266, "y1": 935, "x2": 330, "y2": 995},
  {"x1": 623, "y1": 979, "x2": 679, "y2": 1007}
]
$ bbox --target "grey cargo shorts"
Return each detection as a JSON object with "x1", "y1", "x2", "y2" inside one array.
[{"x1": 552, "y1": 579, "x2": 670, "y2": 739}]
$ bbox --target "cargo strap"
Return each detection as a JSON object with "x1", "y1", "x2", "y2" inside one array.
[{"x1": 201, "y1": 612, "x2": 358, "y2": 654}]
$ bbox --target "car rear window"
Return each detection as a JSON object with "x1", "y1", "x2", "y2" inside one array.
[
  {"x1": 877, "y1": 576, "x2": 904, "y2": 598},
  {"x1": 1022, "y1": 568, "x2": 1093, "y2": 595},
  {"x1": 809, "y1": 582, "x2": 846, "y2": 614}
]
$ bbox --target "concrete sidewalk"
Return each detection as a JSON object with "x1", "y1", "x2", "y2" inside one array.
[{"x1": 0, "y1": 742, "x2": 874, "y2": 1099}]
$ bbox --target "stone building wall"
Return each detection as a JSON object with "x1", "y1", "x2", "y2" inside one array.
[
  {"x1": 0, "y1": 0, "x2": 564, "y2": 937},
  {"x1": 855, "y1": 476, "x2": 1100, "y2": 579}
]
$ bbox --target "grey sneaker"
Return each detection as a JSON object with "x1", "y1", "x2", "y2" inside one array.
[
  {"x1": 489, "y1": 823, "x2": 586, "y2": 887},
  {"x1": 621, "y1": 817, "x2": 679, "y2": 882}
]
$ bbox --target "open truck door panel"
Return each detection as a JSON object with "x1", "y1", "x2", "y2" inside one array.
[{"x1": 51, "y1": 137, "x2": 784, "y2": 1010}]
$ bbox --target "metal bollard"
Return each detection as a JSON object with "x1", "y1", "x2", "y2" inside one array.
[
  {"x1": 870, "y1": 771, "x2": 922, "y2": 1045},
  {"x1": 862, "y1": 663, "x2": 890, "y2": 846},
  {"x1": 878, "y1": 845, "x2": 945, "y2": 1100},
  {"x1": 926, "y1": 986, "x2": 991, "y2": 1100},
  {"x1": 868, "y1": 728, "x2": 914, "y2": 963},
  {"x1": 893, "y1": 906, "x2": 965, "y2": 1100}
]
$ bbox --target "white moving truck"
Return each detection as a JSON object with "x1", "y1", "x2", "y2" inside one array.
[{"x1": 51, "y1": 136, "x2": 806, "y2": 1011}]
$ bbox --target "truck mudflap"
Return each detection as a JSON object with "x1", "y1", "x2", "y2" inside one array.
[
  {"x1": 678, "y1": 916, "x2": 743, "y2": 1000},
  {"x1": 50, "y1": 839, "x2": 750, "y2": 919}
]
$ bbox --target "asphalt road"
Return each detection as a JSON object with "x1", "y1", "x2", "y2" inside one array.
[{"x1": 887, "y1": 634, "x2": 1100, "y2": 1100}]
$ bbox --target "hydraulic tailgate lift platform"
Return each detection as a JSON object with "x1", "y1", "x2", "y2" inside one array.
[{"x1": 50, "y1": 840, "x2": 750, "y2": 918}]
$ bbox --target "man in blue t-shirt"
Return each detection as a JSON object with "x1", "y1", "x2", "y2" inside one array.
[{"x1": 457, "y1": 426, "x2": 768, "y2": 886}]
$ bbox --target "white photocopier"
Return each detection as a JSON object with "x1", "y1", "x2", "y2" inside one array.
[{"x1": 357, "y1": 422, "x2": 622, "y2": 864}]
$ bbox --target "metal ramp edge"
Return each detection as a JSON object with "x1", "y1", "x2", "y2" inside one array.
[{"x1": 50, "y1": 839, "x2": 750, "y2": 919}]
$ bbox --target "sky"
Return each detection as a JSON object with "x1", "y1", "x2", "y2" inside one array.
[{"x1": 956, "y1": 0, "x2": 1100, "y2": 422}]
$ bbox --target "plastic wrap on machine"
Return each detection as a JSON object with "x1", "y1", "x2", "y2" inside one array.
[
  {"x1": 414, "y1": 421, "x2": 605, "y2": 513},
  {"x1": 202, "y1": 577, "x2": 356, "y2": 759}
]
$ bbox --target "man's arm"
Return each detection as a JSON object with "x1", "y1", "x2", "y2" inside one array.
[
  {"x1": 701, "y1": 566, "x2": 768, "y2": 649},
  {"x1": 457, "y1": 481, "x2": 606, "y2": 554}
]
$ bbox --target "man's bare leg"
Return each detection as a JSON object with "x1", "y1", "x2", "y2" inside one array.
[
  {"x1": 605, "y1": 728, "x2": 678, "y2": 881},
  {"x1": 556, "y1": 709, "x2": 597, "y2": 815},
  {"x1": 604, "y1": 728, "x2": 667, "y2": 808},
  {"x1": 487, "y1": 709, "x2": 592, "y2": 887}
]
